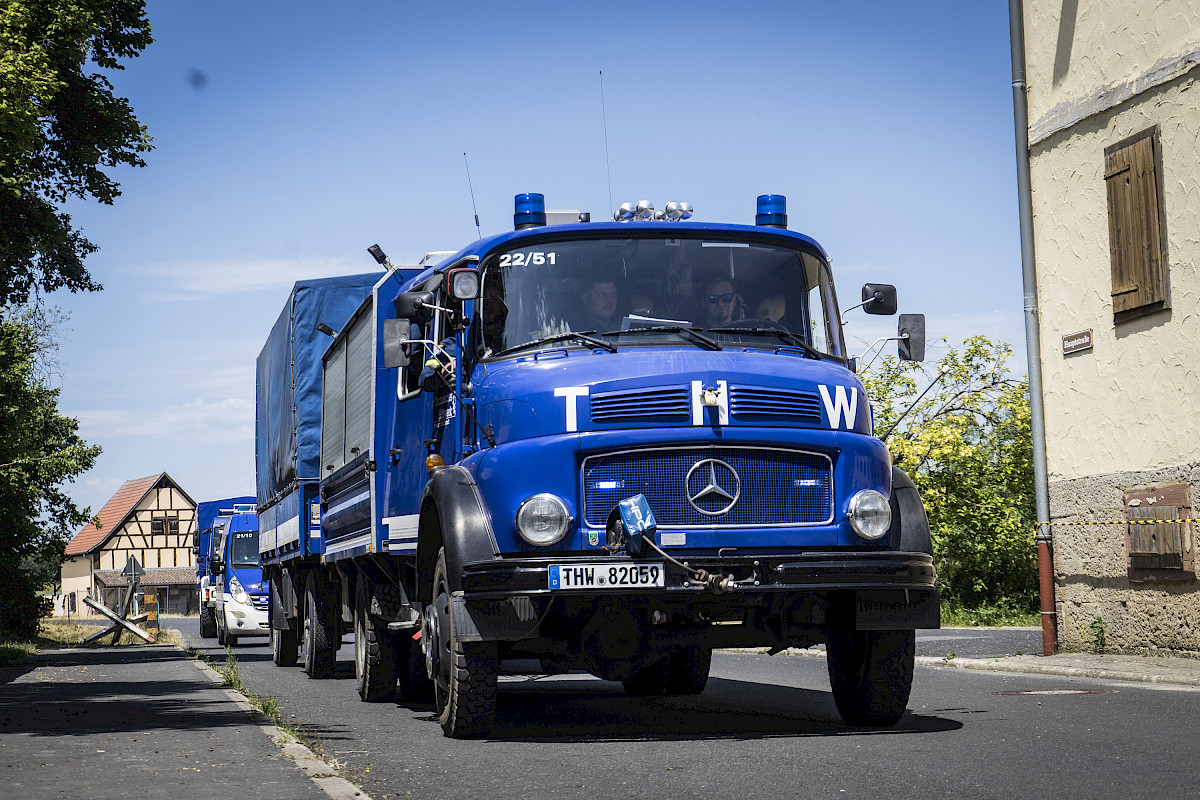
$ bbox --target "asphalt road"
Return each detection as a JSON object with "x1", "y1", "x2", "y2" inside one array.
[{"x1": 173, "y1": 619, "x2": 1200, "y2": 800}]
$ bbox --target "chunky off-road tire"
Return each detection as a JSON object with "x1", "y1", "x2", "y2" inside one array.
[
  {"x1": 826, "y1": 628, "x2": 915, "y2": 726},
  {"x1": 429, "y1": 549, "x2": 497, "y2": 738},
  {"x1": 199, "y1": 606, "x2": 217, "y2": 638},
  {"x1": 355, "y1": 575, "x2": 397, "y2": 702},
  {"x1": 302, "y1": 572, "x2": 337, "y2": 679},
  {"x1": 271, "y1": 623, "x2": 299, "y2": 666},
  {"x1": 664, "y1": 645, "x2": 712, "y2": 695},
  {"x1": 269, "y1": 575, "x2": 299, "y2": 666},
  {"x1": 622, "y1": 657, "x2": 669, "y2": 696}
]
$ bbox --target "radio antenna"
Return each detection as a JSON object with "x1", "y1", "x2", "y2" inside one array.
[
  {"x1": 600, "y1": 70, "x2": 614, "y2": 217},
  {"x1": 463, "y1": 152, "x2": 482, "y2": 239}
]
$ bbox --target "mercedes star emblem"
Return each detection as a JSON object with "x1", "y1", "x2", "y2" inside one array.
[{"x1": 685, "y1": 458, "x2": 741, "y2": 516}]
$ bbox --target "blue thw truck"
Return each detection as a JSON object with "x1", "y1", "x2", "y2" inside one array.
[
  {"x1": 211, "y1": 504, "x2": 268, "y2": 645},
  {"x1": 257, "y1": 194, "x2": 937, "y2": 738},
  {"x1": 195, "y1": 496, "x2": 255, "y2": 639}
]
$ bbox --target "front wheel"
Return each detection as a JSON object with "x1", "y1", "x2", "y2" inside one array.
[
  {"x1": 354, "y1": 575, "x2": 397, "y2": 702},
  {"x1": 826, "y1": 628, "x2": 915, "y2": 726},
  {"x1": 426, "y1": 549, "x2": 497, "y2": 738}
]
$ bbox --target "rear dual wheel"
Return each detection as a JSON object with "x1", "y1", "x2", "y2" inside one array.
[
  {"x1": 354, "y1": 575, "x2": 397, "y2": 702},
  {"x1": 270, "y1": 574, "x2": 298, "y2": 667},
  {"x1": 301, "y1": 572, "x2": 337, "y2": 679}
]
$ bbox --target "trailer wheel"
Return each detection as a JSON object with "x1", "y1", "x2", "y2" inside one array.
[
  {"x1": 301, "y1": 572, "x2": 337, "y2": 679},
  {"x1": 354, "y1": 575, "x2": 397, "y2": 702},
  {"x1": 270, "y1": 575, "x2": 299, "y2": 666},
  {"x1": 428, "y1": 548, "x2": 497, "y2": 738},
  {"x1": 826, "y1": 628, "x2": 915, "y2": 726},
  {"x1": 199, "y1": 606, "x2": 217, "y2": 639},
  {"x1": 664, "y1": 645, "x2": 712, "y2": 695}
]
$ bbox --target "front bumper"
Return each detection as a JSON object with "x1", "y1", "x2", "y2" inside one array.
[
  {"x1": 457, "y1": 550, "x2": 940, "y2": 638},
  {"x1": 222, "y1": 596, "x2": 270, "y2": 636}
]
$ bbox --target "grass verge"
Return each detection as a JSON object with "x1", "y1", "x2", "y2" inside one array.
[
  {"x1": 207, "y1": 646, "x2": 299, "y2": 745},
  {"x1": 941, "y1": 602, "x2": 1038, "y2": 628}
]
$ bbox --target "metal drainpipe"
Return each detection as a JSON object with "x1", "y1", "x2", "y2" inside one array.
[{"x1": 1008, "y1": 0, "x2": 1057, "y2": 655}]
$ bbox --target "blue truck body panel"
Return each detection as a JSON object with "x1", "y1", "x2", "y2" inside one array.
[{"x1": 256, "y1": 273, "x2": 382, "y2": 561}]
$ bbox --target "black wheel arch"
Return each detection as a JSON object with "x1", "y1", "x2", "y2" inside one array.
[
  {"x1": 417, "y1": 466, "x2": 499, "y2": 600},
  {"x1": 888, "y1": 465, "x2": 932, "y2": 556}
]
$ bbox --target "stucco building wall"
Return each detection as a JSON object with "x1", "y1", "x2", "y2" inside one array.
[{"x1": 1023, "y1": 3, "x2": 1200, "y2": 654}]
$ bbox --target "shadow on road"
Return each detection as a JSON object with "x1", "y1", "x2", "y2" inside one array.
[{"x1": 399, "y1": 675, "x2": 962, "y2": 743}]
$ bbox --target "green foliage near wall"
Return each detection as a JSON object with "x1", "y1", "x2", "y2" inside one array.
[{"x1": 862, "y1": 336, "x2": 1037, "y2": 612}]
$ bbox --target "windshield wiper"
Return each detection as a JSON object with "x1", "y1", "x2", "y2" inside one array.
[
  {"x1": 615, "y1": 326, "x2": 722, "y2": 351},
  {"x1": 495, "y1": 330, "x2": 617, "y2": 357},
  {"x1": 707, "y1": 326, "x2": 825, "y2": 360}
]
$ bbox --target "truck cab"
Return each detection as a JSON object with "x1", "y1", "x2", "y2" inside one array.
[
  {"x1": 211, "y1": 504, "x2": 268, "y2": 645},
  {"x1": 296, "y1": 193, "x2": 939, "y2": 737}
]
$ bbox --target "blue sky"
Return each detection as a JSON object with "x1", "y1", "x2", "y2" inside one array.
[{"x1": 55, "y1": 0, "x2": 1023, "y2": 515}]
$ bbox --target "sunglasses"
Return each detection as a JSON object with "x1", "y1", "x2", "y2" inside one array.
[{"x1": 705, "y1": 293, "x2": 734, "y2": 304}]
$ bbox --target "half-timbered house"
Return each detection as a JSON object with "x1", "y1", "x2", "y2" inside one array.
[{"x1": 60, "y1": 473, "x2": 199, "y2": 616}]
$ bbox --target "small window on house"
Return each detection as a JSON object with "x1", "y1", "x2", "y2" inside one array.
[
  {"x1": 1104, "y1": 126, "x2": 1169, "y2": 322},
  {"x1": 1124, "y1": 484, "x2": 1194, "y2": 583},
  {"x1": 151, "y1": 518, "x2": 164, "y2": 536}
]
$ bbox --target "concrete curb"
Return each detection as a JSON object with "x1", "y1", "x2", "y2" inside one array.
[
  {"x1": 913, "y1": 655, "x2": 1200, "y2": 687},
  {"x1": 781, "y1": 646, "x2": 1200, "y2": 688},
  {"x1": 188, "y1": 649, "x2": 373, "y2": 800}
]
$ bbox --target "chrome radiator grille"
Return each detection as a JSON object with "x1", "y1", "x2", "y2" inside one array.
[{"x1": 582, "y1": 446, "x2": 833, "y2": 528}]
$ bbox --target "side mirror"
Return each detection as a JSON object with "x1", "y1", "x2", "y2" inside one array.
[
  {"x1": 211, "y1": 557, "x2": 223, "y2": 575},
  {"x1": 382, "y1": 319, "x2": 411, "y2": 368},
  {"x1": 861, "y1": 283, "x2": 898, "y2": 315},
  {"x1": 395, "y1": 291, "x2": 435, "y2": 325},
  {"x1": 898, "y1": 313, "x2": 925, "y2": 362}
]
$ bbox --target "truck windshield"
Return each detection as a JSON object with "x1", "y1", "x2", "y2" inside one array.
[
  {"x1": 476, "y1": 234, "x2": 845, "y2": 359},
  {"x1": 229, "y1": 529, "x2": 259, "y2": 567}
]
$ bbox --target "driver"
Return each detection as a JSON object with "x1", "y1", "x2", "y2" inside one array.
[
  {"x1": 575, "y1": 277, "x2": 620, "y2": 332},
  {"x1": 700, "y1": 278, "x2": 743, "y2": 327}
]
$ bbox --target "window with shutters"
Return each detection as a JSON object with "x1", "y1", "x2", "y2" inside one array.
[
  {"x1": 1104, "y1": 126, "x2": 1170, "y2": 322},
  {"x1": 1124, "y1": 484, "x2": 1194, "y2": 583}
]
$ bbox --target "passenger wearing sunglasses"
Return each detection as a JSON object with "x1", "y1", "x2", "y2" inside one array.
[{"x1": 700, "y1": 278, "x2": 742, "y2": 327}]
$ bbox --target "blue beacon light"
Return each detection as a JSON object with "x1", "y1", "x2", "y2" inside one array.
[
  {"x1": 514, "y1": 193, "x2": 546, "y2": 229},
  {"x1": 755, "y1": 194, "x2": 787, "y2": 228}
]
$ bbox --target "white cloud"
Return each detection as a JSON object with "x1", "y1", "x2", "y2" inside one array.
[
  {"x1": 125, "y1": 257, "x2": 380, "y2": 300},
  {"x1": 75, "y1": 397, "x2": 253, "y2": 439}
]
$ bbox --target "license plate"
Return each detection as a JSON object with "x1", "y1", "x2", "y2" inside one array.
[{"x1": 549, "y1": 562, "x2": 665, "y2": 590}]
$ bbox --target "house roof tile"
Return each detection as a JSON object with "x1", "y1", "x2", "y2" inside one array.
[{"x1": 65, "y1": 474, "x2": 166, "y2": 555}]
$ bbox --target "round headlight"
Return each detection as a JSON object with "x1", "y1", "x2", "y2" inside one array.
[
  {"x1": 515, "y1": 494, "x2": 571, "y2": 546},
  {"x1": 847, "y1": 489, "x2": 892, "y2": 540}
]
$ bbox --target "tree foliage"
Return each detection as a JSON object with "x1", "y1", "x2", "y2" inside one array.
[
  {"x1": 0, "y1": 0, "x2": 152, "y2": 305},
  {"x1": 0, "y1": 306, "x2": 100, "y2": 639},
  {"x1": 862, "y1": 336, "x2": 1037, "y2": 612}
]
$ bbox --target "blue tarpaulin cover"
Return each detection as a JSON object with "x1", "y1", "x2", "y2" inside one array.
[
  {"x1": 197, "y1": 496, "x2": 256, "y2": 534},
  {"x1": 256, "y1": 273, "x2": 380, "y2": 507}
]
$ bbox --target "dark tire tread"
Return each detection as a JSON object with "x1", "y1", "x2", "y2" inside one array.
[{"x1": 827, "y1": 628, "x2": 915, "y2": 727}]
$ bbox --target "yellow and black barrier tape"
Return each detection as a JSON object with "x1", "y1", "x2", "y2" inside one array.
[{"x1": 1044, "y1": 518, "x2": 1200, "y2": 527}]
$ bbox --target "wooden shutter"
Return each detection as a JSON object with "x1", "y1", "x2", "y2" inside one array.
[
  {"x1": 1104, "y1": 126, "x2": 1169, "y2": 320},
  {"x1": 1125, "y1": 483, "x2": 1194, "y2": 583}
]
